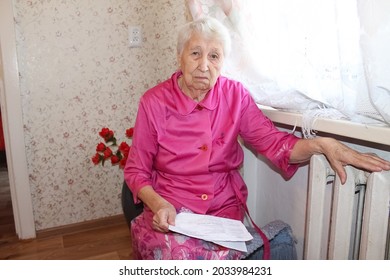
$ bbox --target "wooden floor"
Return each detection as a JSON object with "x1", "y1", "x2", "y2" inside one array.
[{"x1": 0, "y1": 161, "x2": 135, "y2": 260}]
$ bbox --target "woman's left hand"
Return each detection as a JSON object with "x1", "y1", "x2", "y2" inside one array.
[
  {"x1": 316, "y1": 138, "x2": 390, "y2": 184},
  {"x1": 291, "y1": 137, "x2": 390, "y2": 184}
]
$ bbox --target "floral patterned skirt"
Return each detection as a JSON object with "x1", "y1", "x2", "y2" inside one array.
[{"x1": 130, "y1": 210, "x2": 296, "y2": 260}]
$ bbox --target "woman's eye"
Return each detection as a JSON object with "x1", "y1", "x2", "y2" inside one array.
[{"x1": 210, "y1": 53, "x2": 219, "y2": 60}]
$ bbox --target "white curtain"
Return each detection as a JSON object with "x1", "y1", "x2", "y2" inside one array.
[{"x1": 186, "y1": 0, "x2": 390, "y2": 128}]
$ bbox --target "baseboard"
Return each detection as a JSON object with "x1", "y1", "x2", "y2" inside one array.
[{"x1": 36, "y1": 214, "x2": 128, "y2": 239}]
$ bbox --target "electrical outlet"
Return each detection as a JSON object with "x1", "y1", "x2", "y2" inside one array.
[{"x1": 129, "y1": 26, "x2": 142, "y2": 48}]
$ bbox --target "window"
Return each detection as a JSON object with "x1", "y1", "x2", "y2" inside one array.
[{"x1": 186, "y1": 0, "x2": 390, "y2": 126}]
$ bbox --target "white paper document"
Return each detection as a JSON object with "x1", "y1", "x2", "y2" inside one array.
[{"x1": 168, "y1": 212, "x2": 253, "y2": 252}]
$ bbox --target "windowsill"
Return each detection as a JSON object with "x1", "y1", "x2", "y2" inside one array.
[{"x1": 259, "y1": 105, "x2": 390, "y2": 146}]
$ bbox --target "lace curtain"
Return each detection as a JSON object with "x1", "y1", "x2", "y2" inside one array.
[{"x1": 186, "y1": 0, "x2": 390, "y2": 129}]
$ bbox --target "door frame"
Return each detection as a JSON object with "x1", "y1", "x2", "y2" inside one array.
[{"x1": 0, "y1": 0, "x2": 36, "y2": 239}]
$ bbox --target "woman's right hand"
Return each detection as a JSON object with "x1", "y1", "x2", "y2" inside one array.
[
  {"x1": 152, "y1": 202, "x2": 176, "y2": 233},
  {"x1": 137, "y1": 185, "x2": 177, "y2": 233}
]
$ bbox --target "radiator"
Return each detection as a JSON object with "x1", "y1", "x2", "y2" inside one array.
[{"x1": 304, "y1": 154, "x2": 390, "y2": 260}]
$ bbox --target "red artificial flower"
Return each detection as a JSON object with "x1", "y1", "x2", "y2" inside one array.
[
  {"x1": 91, "y1": 153, "x2": 102, "y2": 165},
  {"x1": 126, "y1": 127, "x2": 134, "y2": 138},
  {"x1": 122, "y1": 148, "x2": 130, "y2": 159},
  {"x1": 111, "y1": 155, "x2": 121, "y2": 165},
  {"x1": 99, "y1": 127, "x2": 115, "y2": 142},
  {"x1": 96, "y1": 142, "x2": 106, "y2": 152},
  {"x1": 103, "y1": 147, "x2": 113, "y2": 159},
  {"x1": 119, "y1": 158, "x2": 127, "y2": 169},
  {"x1": 119, "y1": 142, "x2": 130, "y2": 153},
  {"x1": 92, "y1": 126, "x2": 134, "y2": 169}
]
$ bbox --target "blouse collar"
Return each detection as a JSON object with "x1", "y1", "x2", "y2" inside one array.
[{"x1": 172, "y1": 71, "x2": 220, "y2": 116}]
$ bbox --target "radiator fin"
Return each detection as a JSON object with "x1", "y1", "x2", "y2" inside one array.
[{"x1": 304, "y1": 155, "x2": 390, "y2": 260}]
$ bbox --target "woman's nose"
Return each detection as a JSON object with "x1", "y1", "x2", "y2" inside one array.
[{"x1": 198, "y1": 56, "x2": 209, "y2": 72}]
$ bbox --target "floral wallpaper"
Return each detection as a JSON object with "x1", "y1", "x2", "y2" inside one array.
[{"x1": 13, "y1": 0, "x2": 187, "y2": 230}]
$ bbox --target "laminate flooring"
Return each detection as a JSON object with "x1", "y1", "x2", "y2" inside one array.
[{"x1": 0, "y1": 165, "x2": 135, "y2": 260}]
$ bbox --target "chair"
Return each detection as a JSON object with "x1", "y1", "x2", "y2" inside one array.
[{"x1": 121, "y1": 181, "x2": 143, "y2": 227}]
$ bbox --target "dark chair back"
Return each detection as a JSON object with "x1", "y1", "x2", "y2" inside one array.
[{"x1": 122, "y1": 181, "x2": 144, "y2": 227}]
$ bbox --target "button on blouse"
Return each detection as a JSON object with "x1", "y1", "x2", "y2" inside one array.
[
  {"x1": 196, "y1": 104, "x2": 203, "y2": 110},
  {"x1": 199, "y1": 144, "x2": 208, "y2": 151}
]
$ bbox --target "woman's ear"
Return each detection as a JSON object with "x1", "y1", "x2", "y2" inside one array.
[{"x1": 176, "y1": 54, "x2": 181, "y2": 70}]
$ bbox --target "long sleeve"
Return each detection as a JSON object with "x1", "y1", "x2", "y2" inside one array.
[
  {"x1": 238, "y1": 86, "x2": 300, "y2": 178},
  {"x1": 124, "y1": 97, "x2": 159, "y2": 203}
]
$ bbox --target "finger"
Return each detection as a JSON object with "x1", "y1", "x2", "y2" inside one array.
[
  {"x1": 328, "y1": 159, "x2": 347, "y2": 185},
  {"x1": 153, "y1": 213, "x2": 170, "y2": 232},
  {"x1": 167, "y1": 212, "x2": 176, "y2": 226},
  {"x1": 335, "y1": 166, "x2": 347, "y2": 185},
  {"x1": 353, "y1": 153, "x2": 390, "y2": 172},
  {"x1": 159, "y1": 214, "x2": 170, "y2": 231},
  {"x1": 365, "y1": 154, "x2": 390, "y2": 169},
  {"x1": 152, "y1": 218, "x2": 161, "y2": 231},
  {"x1": 152, "y1": 220, "x2": 169, "y2": 233}
]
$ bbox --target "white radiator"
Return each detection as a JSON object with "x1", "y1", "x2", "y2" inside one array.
[{"x1": 304, "y1": 154, "x2": 390, "y2": 260}]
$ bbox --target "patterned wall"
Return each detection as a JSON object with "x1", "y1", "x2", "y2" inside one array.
[{"x1": 13, "y1": 0, "x2": 187, "y2": 230}]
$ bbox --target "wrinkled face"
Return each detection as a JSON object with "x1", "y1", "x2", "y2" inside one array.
[{"x1": 178, "y1": 31, "x2": 225, "y2": 93}]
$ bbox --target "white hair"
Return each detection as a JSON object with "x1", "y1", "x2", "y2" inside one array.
[{"x1": 177, "y1": 17, "x2": 232, "y2": 57}]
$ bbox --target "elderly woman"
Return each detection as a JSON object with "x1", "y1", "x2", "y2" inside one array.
[{"x1": 124, "y1": 17, "x2": 390, "y2": 260}]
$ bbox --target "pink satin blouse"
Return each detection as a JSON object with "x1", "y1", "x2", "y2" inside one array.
[{"x1": 124, "y1": 71, "x2": 300, "y2": 220}]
